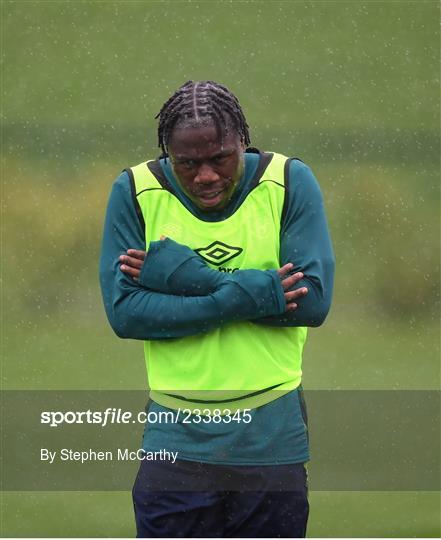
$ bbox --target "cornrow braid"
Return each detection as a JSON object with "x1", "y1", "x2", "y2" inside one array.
[{"x1": 155, "y1": 80, "x2": 251, "y2": 157}]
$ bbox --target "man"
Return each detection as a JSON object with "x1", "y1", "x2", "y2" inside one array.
[{"x1": 100, "y1": 80, "x2": 334, "y2": 537}]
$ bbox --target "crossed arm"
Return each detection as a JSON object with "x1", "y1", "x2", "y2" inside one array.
[
  {"x1": 99, "y1": 162, "x2": 334, "y2": 340},
  {"x1": 119, "y1": 242, "x2": 307, "y2": 311}
]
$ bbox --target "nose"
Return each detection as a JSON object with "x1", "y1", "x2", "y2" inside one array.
[{"x1": 194, "y1": 162, "x2": 220, "y2": 184}]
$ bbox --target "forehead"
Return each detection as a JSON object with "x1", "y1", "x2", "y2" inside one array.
[{"x1": 168, "y1": 123, "x2": 240, "y2": 157}]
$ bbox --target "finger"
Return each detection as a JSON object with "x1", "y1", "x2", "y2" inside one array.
[
  {"x1": 285, "y1": 302, "x2": 298, "y2": 312},
  {"x1": 126, "y1": 249, "x2": 146, "y2": 260},
  {"x1": 281, "y1": 272, "x2": 304, "y2": 291},
  {"x1": 160, "y1": 235, "x2": 167, "y2": 241},
  {"x1": 119, "y1": 255, "x2": 144, "y2": 269},
  {"x1": 120, "y1": 264, "x2": 141, "y2": 279},
  {"x1": 285, "y1": 287, "x2": 308, "y2": 303},
  {"x1": 119, "y1": 256, "x2": 143, "y2": 271},
  {"x1": 277, "y1": 263, "x2": 294, "y2": 278},
  {"x1": 119, "y1": 255, "x2": 143, "y2": 269}
]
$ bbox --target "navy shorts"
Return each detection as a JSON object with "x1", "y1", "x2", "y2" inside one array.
[{"x1": 132, "y1": 458, "x2": 309, "y2": 538}]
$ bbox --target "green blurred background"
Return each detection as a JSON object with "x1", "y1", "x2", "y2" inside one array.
[{"x1": 2, "y1": 0, "x2": 440, "y2": 537}]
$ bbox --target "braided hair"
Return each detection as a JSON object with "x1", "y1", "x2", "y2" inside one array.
[{"x1": 156, "y1": 80, "x2": 251, "y2": 157}]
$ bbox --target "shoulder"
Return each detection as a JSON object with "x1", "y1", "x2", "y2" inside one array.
[
  {"x1": 106, "y1": 168, "x2": 140, "y2": 209},
  {"x1": 113, "y1": 169, "x2": 131, "y2": 187},
  {"x1": 283, "y1": 156, "x2": 314, "y2": 181},
  {"x1": 263, "y1": 152, "x2": 322, "y2": 194},
  {"x1": 270, "y1": 155, "x2": 325, "y2": 220},
  {"x1": 112, "y1": 159, "x2": 159, "y2": 195},
  {"x1": 263, "y1": 151, "x2": 313, "y2": 178},
  {"x1": 285, "y1": 157, "x2": 323, "y2": 198},
  {"x1": 288, "y1": 157, "x2": 311, "y2": 175}
]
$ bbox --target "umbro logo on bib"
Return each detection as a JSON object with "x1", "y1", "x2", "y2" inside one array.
[{"x1": 195, "y1": 241, "x2": 243, "y2": 266}]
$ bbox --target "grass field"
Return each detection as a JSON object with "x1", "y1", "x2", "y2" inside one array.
[{"x1": 2, "y1": 1, "x2": 440, "y2": 537}]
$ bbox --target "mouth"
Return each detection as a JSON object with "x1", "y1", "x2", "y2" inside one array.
[{"x1": 195, "y1": 188, "x2": 225, "y2": 207}]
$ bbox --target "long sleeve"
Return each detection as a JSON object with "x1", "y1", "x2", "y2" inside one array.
[
  {"x1": 138, "y1": 238, "x2": 283, "y2": 304},
  {"x1": 99, "y1": 173, "x2": 285, "y2": 340},
  {"x1": 138, "y1": 238, "x2": 226, "y2": 295},
  {"x1": 255, "y1": 160, "x2": 335, "y2": 328}
]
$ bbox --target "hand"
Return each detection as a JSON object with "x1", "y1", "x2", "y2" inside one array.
[
  {"x1": 277, "y1": 263, "x2": 308, "y2": 311},
  {"x1": 119, "y1": 249, "x2": 146, "y2": 280},
  {"x1": 119, "y1": 237, "x2": 168, "y2": 280}
]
